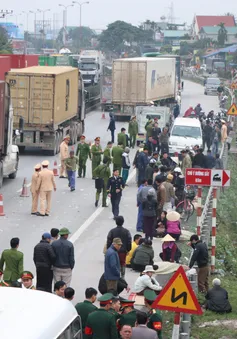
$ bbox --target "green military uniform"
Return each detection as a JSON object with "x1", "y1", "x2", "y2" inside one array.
[
  {"x1": 111, "y1": 146, "x2": 123, "y2": 175},
  {"x1": 85, "y1": 293, "x2": 118, "y2": 339},
  {"x1": 0, "y1": 248, "x2": 23, "y2": 283},
  {"x1": 93, "y1": 163, "x2": 111, "y2": 207},
  {"x1": 117, "y1": 132, "x2": 126, "y2": 149},
  {"x1": 75, "y1": 300, "x2": 97, "y2": 338},
  {"x1": 118, "y1": 300, "x2": 136, "y2": 328},
  {"x1": 128, "y1": 118, "x2": 138, "y2": 148},
  {"x1": 103, "y1": 146, "x2": 112, "y2": 165},
  {"x1": 144, "y1": 290, "x2": 163, "y2": 339},
  {"x1": 145, "y1": 120, "x2": 153, "y2": 139},
  {"x1": 91, "y1": 141, "x2": 103, "y2": 179},
  {"x1": 76, "y1": 140, "x2": 91, "y2": 178},
  {"x1": 108, "y1": 308, "x2": 120, "y2": 321}
]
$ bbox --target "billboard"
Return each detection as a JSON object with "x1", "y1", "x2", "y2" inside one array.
[{"x1": 0, "y1": 22, "x2": 24, "y2": 40}]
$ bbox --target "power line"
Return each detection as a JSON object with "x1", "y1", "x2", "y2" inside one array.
[{"x1": 0, "y1": 10, "x2": 13, "y2": 19}]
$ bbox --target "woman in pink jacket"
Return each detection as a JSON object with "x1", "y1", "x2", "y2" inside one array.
[{"x1": 166, "y1": 211, "x2": 181, "y2": 241}]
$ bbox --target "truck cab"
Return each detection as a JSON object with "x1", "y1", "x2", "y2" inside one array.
[{"x1": 79, "y1": 51, "x2": 103, "y2": 85}]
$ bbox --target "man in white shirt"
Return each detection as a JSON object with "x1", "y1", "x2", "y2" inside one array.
[{"x1": 134, "y1": 265, "x2": 162, "y2": 295}]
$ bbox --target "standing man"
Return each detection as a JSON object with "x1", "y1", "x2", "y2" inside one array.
[
  {"x1": 131, "y1": 312, "x2": 158, "y2": 339},
  {"x1": 104, "y1": 238, "x2": 122, "y2": 294},
  {"x1": 93, "y1": 158, "x2": 111, "y2": 207},
  {"x1": 106, "y1": 216, "x2": 132, "y2": 279},
  {"x1": 137, "y1": 146, "x2": 149, "y2": 187},
  {"x1": 33, "y1": 232, "x2": 56, "y2": 292},
  {"x1": 181, "y1": 150, "x2": 192, "y2": 175},
  {"x1": 91, "y1": 137, "x2": 103, "y2": 179},
  {"x1": 159, "y1": 127, "x2": 169, "y2": 155},
  {"x1": 203, "y1": 120, "x2": 213, "y2": 151},
  {"x1": 163, "y1": 174, "x2": 175, "y2": 212},
  {"x1": 144, "y1": 290, "x2": 163, "y2": 339},
  {"x1": 60, "y1": 135, "x2": 70, "y2": 178},
  {"x1": 173, "y1": 102, "x2": 180, "y2": 119},
  {"x1": 65, "y1": 150, "x2": 79, "y2": 192},
  {"x1": 107, "y1": 112, "x2": 116, "y2": 143},
  {"x1": 189, "y1": 234, "x2": 209, "y2": 293},
  {"x1": 36, "y1": 160, "x2": 56, "y2": 217},
  {"x1": 118, "y1": 128, "x2": 127, "y2": 149},
  {"x1": 107, "y1": 169, "x2": 125, "y2": 219},
  {"x1": 118, "y1": 300, "x2": 137, "y2": 328},
  {"x1": 85, "y1": 293, "x2": 118, "y2": 339},
  {"x1": 156, "y1": 176, "x2": 166, "y2": 217},
  {"x1": 221, "y1": 120, "x2": 228, "y2": 144},
  {"x1": 112, "y1": 143, "x2": 123, "y2": 175},
  {"x1": 122, "y1": 147, "x2": 131, "y2": 185},
  {"x1": 52, "y1": 227, "x2": 75, "y2": 286},
  {"x1": 103, "y1": 141, "x2": 113, "y2": 166},
  {"x1": 75, "y1": 287, "x2": 98, "y2": 337},
  {"x1": 30, "y1": 163, "x2": 41, "y2": 215},
  {"x1": 128, "y1": 116, "x2": 138, "y2": 149},
  {"x1": 76, "y1": 135, "x2": 91, "y2": 178},
  {"x1": 0, "y1": 237, "x2": 23, "y2": 284},
  {"x1": 212, "y1": 125, "x2": 221, "y2": 156}
]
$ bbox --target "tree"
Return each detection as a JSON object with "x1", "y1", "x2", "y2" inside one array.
[
  {"x1": 0, "y1": 26, "x2": 12, "y2": 54},
  {"x1": 57, "y1": 26, "x2": 95, "y2": 51},
  {"x1": 218, "y1": 23, "x2": 228, "y2": 47}
]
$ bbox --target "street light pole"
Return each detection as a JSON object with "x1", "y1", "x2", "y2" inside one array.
[
  {"x1": 58, "y1": 4, "x2": 74, "y2": 46},
  {"x1": 72, "y1": 1, "x2": 89, "y2": 27},
  {"x1": 37, "y1": 9, "x2": 50, "y2": 46},
  {"x1": 30, "y1": 10, "x2": 40, "y2": 41}
]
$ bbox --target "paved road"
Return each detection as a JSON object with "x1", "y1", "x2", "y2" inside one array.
[{"x1": 0, "y1": 80, "x2": 219, "y2": 301}]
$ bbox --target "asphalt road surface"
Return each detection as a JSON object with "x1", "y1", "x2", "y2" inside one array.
[{"x1": 0, "y1": 80, "x2": 219, "y2": 301}]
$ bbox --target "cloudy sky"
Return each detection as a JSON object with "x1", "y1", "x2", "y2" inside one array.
[{"x1": 1, "y1": 0, "x2": 236, "y2": 31}]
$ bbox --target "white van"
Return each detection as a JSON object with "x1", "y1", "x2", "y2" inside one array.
[
  {"x1": 169, "y1": 117, "x2": 203, "y2": 154},
  {"x1": 0, "y1": 288, "x2": 82, "y2": 339}
]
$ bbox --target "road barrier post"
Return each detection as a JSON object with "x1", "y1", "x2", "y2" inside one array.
[
  {"x1": 211, "y1": 187, "x2": 217, "y2": 273},
  {"x1": 196, "y1": 186, "x2": 202, "y2": 237}
]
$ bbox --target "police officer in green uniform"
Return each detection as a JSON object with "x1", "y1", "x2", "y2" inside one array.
[
  {"x1": 108, "y1": 297, "x2": 121, "y2": 321},
  {"x1": 75, "y1": 287, "x2": 98, "y2": 338},
  {"x1": 91, "y1": 137, "x2": 103, "y2": 179},
  {"x1": 144, "y1": 290, "x2": 163, "y2": 339},
  {"x1": 85, "y1": 293, "x2": 118, "y2": 339},
  {"x1": 93, "y1": 159, "x2": 111, "y2": 207},
  {"x1": 0, "y1": 269, "x2": 9, "y2": 287},
  {"x1": 112, "y1": 143, "x2": 123, "y2": 175},
  {"x1": 118, "y1": 299, "x2": 137, "y2": 328},
  {"x1": 21, "y1": 271, "x2": 36, "y2": 290},
  {"x1": 128, "y1": 116, "x2": 138, "y2": 148},
  {"x1": 103, "y1": 141, "x2": 113, "y2": 165},
  {"x1": 76, "y1": 135, "x2": 91, "y2": 178},
  {"x1": 117, "y1": 128, "x2": 127, "y2": 149}
]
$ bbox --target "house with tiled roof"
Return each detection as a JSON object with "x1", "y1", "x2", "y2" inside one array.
[
  {"x1": 192, "y1": 15, "x2": 236, "y2": 39},
  {"x1": 199, "y1": 26, "x2": 237, "y2": 45}
]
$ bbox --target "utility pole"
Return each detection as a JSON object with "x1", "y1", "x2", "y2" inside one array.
[
  {"x1": 72, "y1": 1, "x2": 89, "y2": 49},
  {"x1": 1, "y1": 10, "x2": 13, "y2": 22},
  {"x1": 59, "y1": 4, "x2": 73, "y2": 46},
  {"x1": 37, "y1": 9, "x2": 50, "y2": 47}
]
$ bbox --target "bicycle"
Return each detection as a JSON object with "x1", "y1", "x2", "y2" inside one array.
[{"x1": 175, "y1": 186, "x2": 195, "y2": 222}]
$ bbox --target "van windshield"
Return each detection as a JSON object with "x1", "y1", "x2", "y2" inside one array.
[
  {"x1": 171, "y1": 125, "x2": 201, "y2": 138},
  {"x1": 206, "y1": 78, "x2": 220, "y2": 85}
]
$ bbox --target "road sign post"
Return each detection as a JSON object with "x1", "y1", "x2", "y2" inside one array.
[
  {"x1": 196, "y1": 187, "x2": 202, "y2": 237},
  {"x1": 211, "y1": 188, "x2": 217, "y2": 273}
]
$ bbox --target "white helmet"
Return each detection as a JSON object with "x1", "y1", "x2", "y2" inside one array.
[
  {"x1": 150, "y1": 158, "x2": 156, "y2": 164},
  {"x1": 174, "y1": 167, "x2": 182, "y2": 173}
]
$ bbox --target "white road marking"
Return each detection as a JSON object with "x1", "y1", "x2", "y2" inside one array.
[
  {"x1": 70, "y1": 168, "x2": 136, "y2": 244},
  {"x1": 16, "y1": 182, "x2": 31, "y2": 193}
]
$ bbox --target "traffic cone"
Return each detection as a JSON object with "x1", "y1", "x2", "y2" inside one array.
[
  {"x1": 20, "y1": 178, "x2": 29, "y2": 197},
  {"x1": 53, "y1": 160, "x2": 59, "y2": 176},
  {"x1": 0, "y1": 194, "x2": 5, "y2": 216},
  {"x1": 101, "y1": 111, "x2": 106, "y2": 119}
]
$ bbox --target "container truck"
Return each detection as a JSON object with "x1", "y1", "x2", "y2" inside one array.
[
  {"x1": 112, "y1": 57, "x2": 176, "y2": 121},
  {"x1": 0, "y1": 81, "x2": 19, "y2": 188},
  {"x1": 79, "y1": 50, "x2": 104, "y2": 85},
  {"x1": 100, "y1": 65, "x2": 113, "y2": 111},
  {"x1": 6, "y1": 66, "x2": 86, "y2": 155}
]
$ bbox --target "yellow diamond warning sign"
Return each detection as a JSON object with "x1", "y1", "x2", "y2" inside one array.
[
  {"x1": 227, "y1": 103, "x2": 237, "y2": 116},
  {"x1": 152, "y1": 266, "x2": 203, "y2": 315}
]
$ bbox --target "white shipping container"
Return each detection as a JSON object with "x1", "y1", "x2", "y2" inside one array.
[{"x1": 112, "y1": 57, "x2": 176, "y2": 104}]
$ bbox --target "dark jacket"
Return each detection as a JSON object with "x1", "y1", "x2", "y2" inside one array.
[
  {"x1": 108, "y1": 118, "x2": 116, "y2": 131},
  {"x1": 107, "y1": 226, "x2": 132, "y2": 253},
  {"x1": 189, "y1": 240, "x2": 208, "y2": 268},
  {"x1": 33, "y1": 240, "x2": 56, "y2": 268},
  {"x1": 203, "y1": 124, "x2": 213, "y2": 140},
  {"x1": 152, "y1": 127, "x2": 161, "y2": 141},
  {"x1": 205, "y1": 286, "x2": 232, "y2": 313},
  {"x1": 131, "y1": 244, "x2": 154, "y2": 266},
  {"x1": 145, "y1": 164, "x2": 154, "y2": 181},
  {"x1": 137, "y1": 152, "x2": 149, "y2": 170},
  {"x1": 192, "y1": 153, "x2": 207, "y2": 168},
  {"x1": 98, "y1": 273, "x2": 128, "y2": 295},
  {"x1": 51, "y1": 237, "x2": 75, "y2": 269},
  {"x1": 142, "y1": 196, "x2": 157, "y2": 217},
  {"x1": 104, "y1": 245, "x2": 120, "y2": 280},
  {"x1": 205, "y1": 155, "x2": 216, "y2": 169}
]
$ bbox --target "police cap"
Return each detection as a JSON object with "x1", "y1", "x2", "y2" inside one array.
[{"x1": 144, "y1": 289, "x2": 157, "y2": 302}]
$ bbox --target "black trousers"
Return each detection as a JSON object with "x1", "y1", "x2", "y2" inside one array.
[
  {"x1": 111, "y1": 193, "x2": 121, "y2": 217},
  {"x1": 36, "y1": 267, "x2": 53, "y2": 293}
]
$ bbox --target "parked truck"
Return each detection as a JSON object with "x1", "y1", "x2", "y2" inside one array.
[
  {"x1": 100, "y1": 65, "x2": 113, "y2": 111},
  {"x1": 6, "y1": 66, "x2": 86, "y2": 155},
  {"x1": 79, "y1": 50, "x2": 104, "y2": 85},
  {"x1": 112, "y1": 57, "x2": 176, "y2": 121},
  {"x1": 206, "y1": 58, "x2": 226, "y2": 74},
  {"x1": 0, "y1": 81, "x2": 19, "y2": 188}
]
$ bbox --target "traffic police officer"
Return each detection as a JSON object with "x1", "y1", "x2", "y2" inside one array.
[
  {"x1": 144, "y1": 290, "x2": 163, "y2": 339},
  {"x1": 0, "y1": 269, "x2": 9, "y2": 287},
  {"x1": 20, "y1": 271, "x2": 36, "y2": 290},
  {"x1": 93, "y1": 158, "x2": 111, "y2": 207},
  {"x1": 91, "y1": 137, "x2": 103, "y2": 179},
  {"x1": 76, "y1": 135, "x2": 91, "y2": 178},
  {"x1": 30, "y1": 163, "x2": 41, "y2": 215},
  {"x1": 107, "y1": 169, "x2": 125, "y2": 219},
  {"x1": 85, "y1": 293, "x2": 118, "y2": 339},
  {"x1": 118, "y1": 299, "x2": 136, "y2": 328},
  {"x1": 59, "y1": 135, "x2": 70, "y2": 178}
]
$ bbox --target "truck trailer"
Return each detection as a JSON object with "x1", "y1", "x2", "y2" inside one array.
[
  {"x1": 6, "y1": 66, "x2": 85, "y2": 155},
  {"x1": 112, "y1": 57, "x2": 176, "y2": 121},
  {"x1": 0, "y1": 81, "x2": 19, "y2": 188}
]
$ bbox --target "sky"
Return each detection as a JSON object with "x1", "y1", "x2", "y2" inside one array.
[{"x1": 0, "y1": 0, "x2": 236, "y2": 32}]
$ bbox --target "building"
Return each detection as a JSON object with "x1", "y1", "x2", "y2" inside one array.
[
  {"x1": 199, "y1": 26, "x2": 237, "y2": 45},
  {"x1": 163, "y1": 30, "x2": 190, "y2": 46},
  {"x1": 192, "y1": 15, "x2": 236, "y2": 39}
]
